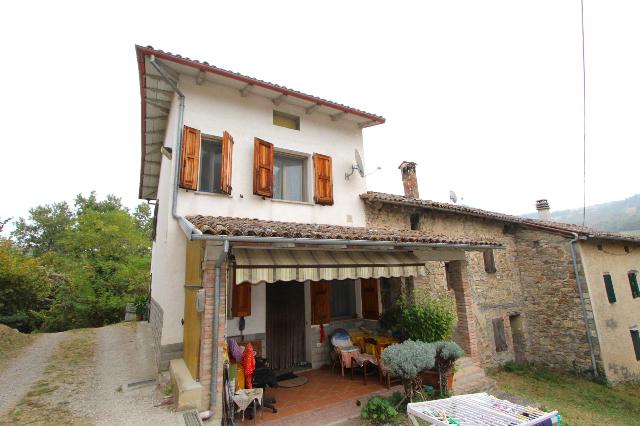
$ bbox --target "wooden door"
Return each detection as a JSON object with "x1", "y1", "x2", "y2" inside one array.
[
  {"x1": 183, "y1": 286, "x2": 202, "y2": 379},
  {"x1": 266, "y1": 282, "x2": 306, "y2": 370},
  {"x1": 361, "y1": 278, "x2": 380, "y2": 320}
]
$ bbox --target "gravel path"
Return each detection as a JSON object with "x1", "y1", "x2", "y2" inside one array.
[
  {"x1": 75, "y1": 322, "x2": 178, "y2": 426},
  {"x1": 0, "y1": 332, "x2": 67, "y2": 416}
]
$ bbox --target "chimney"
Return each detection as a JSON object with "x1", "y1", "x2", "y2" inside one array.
[
  {"x1": 536, "y1": 199, "x2": 550, "y2": 221},
  {"x1": 399, "y1": 161, "x2": 419, "y2": 199}
]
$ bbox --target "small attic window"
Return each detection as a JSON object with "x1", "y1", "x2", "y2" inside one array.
[{"x1": 273, "y1": 110, "x2": 300, "y2": 130}]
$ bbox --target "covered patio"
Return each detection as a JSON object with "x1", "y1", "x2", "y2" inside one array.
[{"x1": 181, "y1": 215, "x2": 501, "y2": 417}]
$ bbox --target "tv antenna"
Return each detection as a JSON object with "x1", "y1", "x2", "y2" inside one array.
[{"x1": 345, "y1": 149, "x2": 380, "y2": 180}]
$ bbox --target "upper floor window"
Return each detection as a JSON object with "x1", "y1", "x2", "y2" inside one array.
[
  {"x1": 199, "y1": 136, "x2": 222, "y2": 193},
  {"x1": 628, "y1": 271, "x2": 640, "y2": 299},
  {"x1": 273, "y1": 110, "x2": 300, "y2": 130},
  {"x1": 631, "y1": 328, "x2": 640, "y2": 361},
  {"x1": 180, "y1": 126, "x2": 233, "y2": 194},
  {"x1": 484, "y1": 250, "x2": 497, "y2": 274},
  {"x1": 604, "y1": 273, "x2": 616, "y2": 304},
  {"x1": 273, "y1": 152, "x2": 306, "y2": 202}
]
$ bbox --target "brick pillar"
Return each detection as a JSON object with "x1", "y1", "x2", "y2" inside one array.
[
  {"x1": 199, "y1": 259, "x2": 227, "y2": 416},
  {"x1": 399, "y1": 161, "x2": 419, "y2": 199},
  {"x1": 447, "y1": 260, "x2": 480, "y2": 364}
]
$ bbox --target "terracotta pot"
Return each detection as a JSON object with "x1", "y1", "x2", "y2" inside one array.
[{"x1": 420, "y1": 369, "x2": 453, "y2": 391}]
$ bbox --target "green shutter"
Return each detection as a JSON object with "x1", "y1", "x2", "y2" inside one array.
[
  {"x1": 631, "y1": 330, "x2": 640, "y2": 361},
  {"x1": 604, "y1": 274, "x2": 616, "y2": 303},
  {"x1": 629, "y1": 273, "x2": 640, "y2": 299}
]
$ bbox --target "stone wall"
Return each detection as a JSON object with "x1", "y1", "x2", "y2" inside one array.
[
  {"x1": 365, "y1": 203, "x2": 527, "y2": 368},
  {"x1": 149, "y1": 297, "x2": 183, "y2": 372},
  {"x1": 364, "y1": 202, "x2": 606, "y2": 373},
  {"x1": 515, "y1": 228, "x2": 600, "y2": 373}
]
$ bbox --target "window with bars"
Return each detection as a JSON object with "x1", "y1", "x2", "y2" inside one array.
[{"x1": 604, "y1": 274, "x2": 616, "y2": 304}]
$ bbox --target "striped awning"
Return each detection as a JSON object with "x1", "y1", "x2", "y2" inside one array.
[{"x1": 233, "y1": 249, "x2": 427, "y2": 284}]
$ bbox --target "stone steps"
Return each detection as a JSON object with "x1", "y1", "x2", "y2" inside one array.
[{"x1": 452, "y1": 357, "x2": 496, "y2": 395}]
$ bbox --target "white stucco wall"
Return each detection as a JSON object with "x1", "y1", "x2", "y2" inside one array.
[
  {"x1": 175, "y1": 77, "x2": 368, "y2": 226},
  {"x1": 150, "y1": 74, "x2": 370, "y2": 347}
]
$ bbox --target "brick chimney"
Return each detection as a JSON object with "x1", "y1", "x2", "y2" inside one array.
[
  {"x1": 536, "y1": 199, "x2": 550, "y2": 221},
  {"x1": 399, "y1": 161, "x2": 419, "y2": 199}
]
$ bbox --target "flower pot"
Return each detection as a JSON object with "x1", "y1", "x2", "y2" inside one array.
[{"x1": 420, "y1": 369, "x2": 453, "y2": 391}]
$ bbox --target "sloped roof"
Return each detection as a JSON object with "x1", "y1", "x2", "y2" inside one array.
[
  {"x1": 360, "y1": 192, "x2": 640, "y2": 244},
  {"x1": 186, "y1": 215, "x2": 501, "y2": 247}
]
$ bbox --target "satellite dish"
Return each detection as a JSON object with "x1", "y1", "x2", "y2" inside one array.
[
  {"x1": 354, "y1": 149, "x2": 365, "y2": 178},
  {"x1": 345, "y1": 148, "x2": 367, "y2": 180},
  {"x1": 449, "y1": 190, "x2": 458, "y2": 204}
]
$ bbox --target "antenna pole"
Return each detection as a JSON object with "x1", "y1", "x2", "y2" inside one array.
[{"x1": 580, "y1": 0, "x2": 587, "y2": 226}]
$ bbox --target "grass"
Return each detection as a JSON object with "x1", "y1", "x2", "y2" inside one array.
[
  {"x1": 490, "y1": 362, "x2": 640, "y2": 426},
  {"x1": 1, "y1": 329, "x2": 96, "y2": 426},
  {"x1": 0, "y1": 324, "x2": 35, "y2": 373}
]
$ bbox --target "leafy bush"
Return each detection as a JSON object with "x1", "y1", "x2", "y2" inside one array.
[
  {"x1": 433, "y1": 341, "x2": 464, "y2": 396},
  {"x1": 398, "y1": 288, "x2": 456, "y2": 343},
  {"x1": 360, "y1": 395, "x2": 399, "y2": 425},
  {"x1": 382, "y1": 339, "x2": 436, "y2": 401}
]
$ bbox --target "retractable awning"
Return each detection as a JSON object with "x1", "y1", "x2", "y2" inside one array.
[{"x1": 233, "y1": 249, "x2": 427, "y2": 284}]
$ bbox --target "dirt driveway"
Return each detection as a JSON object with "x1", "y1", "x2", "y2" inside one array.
[{"x1": 0, "y1": 322, "x2": 179, "y2": 425}]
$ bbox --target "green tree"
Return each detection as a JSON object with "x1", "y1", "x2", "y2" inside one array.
[
  {"x1": 0, "y1": 238, "x2": 53, "y2": 332},
  {"x1": 12, "y1": 202, "x2": 74, "y2": 256}
]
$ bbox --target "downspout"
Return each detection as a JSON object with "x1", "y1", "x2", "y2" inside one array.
[
  {"x1": 212, "y1": 240, "x2": 229, "y2": 415},
  {"x1": 569, "y1": 232, "x2": 598, "y2": 377},
  {"x1": 148, "y1": 55, "x2": 202, "y2": 239}
]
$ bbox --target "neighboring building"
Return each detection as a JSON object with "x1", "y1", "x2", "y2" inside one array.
[
  {"x1": 362, "y1": 163, "x2": 640, "y2": 384},
  {"x1": 135, "y1": 46, "x2": 499, "y2": 415}
]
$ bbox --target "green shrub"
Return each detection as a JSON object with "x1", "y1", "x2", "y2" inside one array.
[
  {"x1": 382, "y1": 339, "x2": 436, "y2": 401},
  {"x1": 433, "y1": 341, "x2": 464, "y2": 397},
  {"x1": 360, "y1": 395, "x2": 399, "y2": 425},
  {"x1": 398, "y1": 288, "x2": 456, "y2": 343}
]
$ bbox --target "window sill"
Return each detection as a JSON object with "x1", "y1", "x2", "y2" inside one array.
[
  {"x1": 270, "y1": 198, "x2": 314, "y2": 206},
  {"x1": 193, "y1": 191, "x2": 232, "y2": 199}
]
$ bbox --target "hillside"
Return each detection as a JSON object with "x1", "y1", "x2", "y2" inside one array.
[{"x1": 523, "y1": 194, "x2": 640, "y2": 234}]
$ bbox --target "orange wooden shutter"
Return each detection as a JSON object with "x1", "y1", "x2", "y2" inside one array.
[
  {"x1": 232, "y1": 269, "x2": 252, "y2": 317},
  {"x1": 310, "y1": 280, "x2": 331, "y2": 325},
  {"x1": 361, "y1": 278, "x2": 380, "y2": 320},
  {"x1": 313, "y1": 153, "x2": 333, "y2": 205},
  {"x1": 180, "y1": 126, "x2": 201, "y2": 190},
  {"x1": 220, "y1": 131, "x2": 234, "y2": 194},
  {"x1": 253, "y1": 138, "x2": 274, "y2": 197}
]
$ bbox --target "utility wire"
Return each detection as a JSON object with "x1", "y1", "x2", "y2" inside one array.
[{"x1": 581, "y1": 0, "x2": 587, "y2": 226}]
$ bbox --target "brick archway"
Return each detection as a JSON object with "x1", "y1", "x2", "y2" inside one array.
[{"x1": 446, "y1": 260, "x2": 480, "y2": 364}]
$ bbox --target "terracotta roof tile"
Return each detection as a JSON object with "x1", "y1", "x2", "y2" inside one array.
[
  {"x1": 186, "y1": 215, "x2": 501, "y2": 247},
  {"x1": 360, "y1": 192, "x2": 640, "y2": 244}
]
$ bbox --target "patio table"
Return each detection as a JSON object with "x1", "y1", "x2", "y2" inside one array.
[
  {"x1": 407, "y1": 392, "x2": 559, "y2": 426},
  {"x1": 233, "y1": 388, "x2": 263, "y2": 421}
]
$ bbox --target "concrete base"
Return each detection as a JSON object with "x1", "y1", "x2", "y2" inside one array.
[{"x1": 169, "y1": 358, "x2": 204, "y2": 411}]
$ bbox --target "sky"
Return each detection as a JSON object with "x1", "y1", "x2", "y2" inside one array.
[{"x1": 1, "y1": 1, "x2": 639, "y2": 234}]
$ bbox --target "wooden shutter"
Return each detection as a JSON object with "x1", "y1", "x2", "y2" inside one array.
[
  {"x1": 220, "y1": 131, "x2": 234, "y2": 194},
  {"x1": 313, "y1": 153, "x2": 333, "y2": 205},
  {"x1": 253, "y1": 138, "x2": 274, "y2": 197},
  {"x1": 604, "y1": 274, "x2": 616, "y2": 303},
  {"x1": 232, "y1": 270, "x2": 252, "y2": 317},
  {"x1": 180, "y1": 126, "x2": 201, "y2": 190},
  {"x1": 310, "y1": 280, "x2": 330, "y2": 325},
  {"x1": 483, "y1": 250, "x2": 496, "y2": 274},
  {"x1": 492, "y1": 318, "x2": 507, "y2": 352},
  {"x1": 631, "y1": 330, "x2": 640, "y2": 361},
  {"x1": 151, "y1": 201, "x2": 159, "y2": 241},
  {"x1": 361, "y1": 278, "x2": 380, "y2": 320}
]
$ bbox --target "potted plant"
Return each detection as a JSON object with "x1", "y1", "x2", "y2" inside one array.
[
  {"x1": 381, "y1": 339, "x2": 435, "y2": 403},
  {"x1": 133, "y1": 294, "x2": 148, "y2": 321}
]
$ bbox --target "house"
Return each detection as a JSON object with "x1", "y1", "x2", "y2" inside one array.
[
  {"x1": 362, "y1": 163, "x2": 640, "y2": 384},
  {"x1": 135, "y1": 46, "x2": 500, "y2": 416}
]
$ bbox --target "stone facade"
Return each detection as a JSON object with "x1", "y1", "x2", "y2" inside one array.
[
  {"x1": 150, "y1": 297, "x2": 184, "y2": 372},
  {"x1": 364, "y1": 202, "x2": 602, "y2": 373}
]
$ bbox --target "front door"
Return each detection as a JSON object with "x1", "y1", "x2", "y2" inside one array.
[{"x1": 266, "y1": 281, "x2": 306, "y2": 370}]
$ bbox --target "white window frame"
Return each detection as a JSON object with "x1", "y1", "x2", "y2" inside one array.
[{"x1": 272, "y1": 148, "x2": 309, "y2": 202}]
